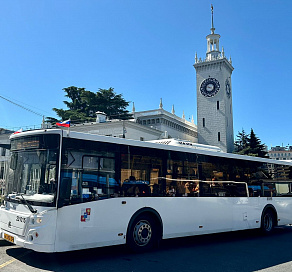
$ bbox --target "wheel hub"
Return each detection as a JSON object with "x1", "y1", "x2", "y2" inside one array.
[{"x1": 133, "y1": 220, "x2": 152, "y2": 246}]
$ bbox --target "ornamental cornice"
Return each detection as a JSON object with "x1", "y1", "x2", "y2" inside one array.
[
  {"x1": 194, "y1": 56, "x2": 234, "y2": 72},
  {"x1": 134, "y1": 108, "x2": 196, "y2": 128}
]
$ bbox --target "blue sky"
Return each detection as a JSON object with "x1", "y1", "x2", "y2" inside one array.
[{"x1": 0, "y1": 0, "x2": 291, "y2": 148}]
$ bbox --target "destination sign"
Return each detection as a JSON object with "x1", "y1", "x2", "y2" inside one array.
[{"x1": 11, "y1": 137, "x2": 40, "y2": 150}]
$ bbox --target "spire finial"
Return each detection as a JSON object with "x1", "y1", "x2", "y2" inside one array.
[
  {"x1": 211, "y1": 4, "x2": 215, "y2": 34},
  {"x1": 132, "y1": 102, "x2": 135, "y2": 113},
  {"x1": 229, "y1": 56, "x2": 232, "y2": 64},
  {"x1": 42, "y1": 115, "x2": 45, "y2": 128},
  {"x1": 172, "y1": 105, "x2": 175, "y2": 115},
  {"x1": 159, "y1": 98, "x2": 163, "y2": 109}
]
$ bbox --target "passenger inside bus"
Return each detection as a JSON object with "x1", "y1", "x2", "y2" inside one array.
[
  {"x1": 122, "y1": 176, "x2": 151, "y2": 197},
  {"x1": 184, "y1": 182, "x2": 199, "y2": 196},
  {"x1": 166, "y1": 186, "x2": 176, "y2": 197}
]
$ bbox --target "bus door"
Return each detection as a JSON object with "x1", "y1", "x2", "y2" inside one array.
[
  {"x1": 199, "y1": 182, "x2": 233, "y2": 233},
  {"x1": 231, "y1": 182, "x2": 260, "y2": 230}
]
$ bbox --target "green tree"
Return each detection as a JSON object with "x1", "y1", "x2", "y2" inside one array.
[
  {"x1": 234, "y1": 128, "x2": 267, "y2": 158},
  {"x1": 93, "y1": 88, "x2": 132, "y2": 120},
  {"x1": 62, "y1": 86, "x2": 87, "y2": 111},
  {"x1": 48, "y1": 86, "x2": 132, "y2": 124},
  {"x1": 248, "y1": 128, "x2": 267, "y2": 157},
  {"x1": 234, "y1": 129, "x2": 248, "y2": 153}
]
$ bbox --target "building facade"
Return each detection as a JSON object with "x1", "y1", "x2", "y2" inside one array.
[
  {"x1": 133, "y1": 103, "x2": 197, "y2": 143},
  {"x1": 70, "y1": 102, "x2": 197, "y2": 143},
  {"x1": 268, "y1": 146, "x2": 292, "y2": 161},
  {"x1": 194, "y1": 7, "x2": 234, "y2": 153},
  {"x1": 70, "y1": 119, "x2": 163, "y2": 141}
]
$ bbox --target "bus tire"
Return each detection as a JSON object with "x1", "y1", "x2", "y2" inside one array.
[
  {"x1": 261, "y1": 209, "x2": 275, "y2": 234},
  {"x1": 127, "y1": 214, "x2": 159, "y2": 252}
]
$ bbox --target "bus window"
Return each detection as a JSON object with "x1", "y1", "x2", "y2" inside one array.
[
  {"x1": 165, "y1": 152, "x2": 199, "y2": 197},
  {"x1": 275, "y1": 183, "x2": 292, "y2": 196},
  {"x1": 228, "y1": 183, "x2": 247, "y2": 197},
  {"x1": 263, "y1": 183, "x2": 276, "y2": 197},
  {"x1": 82, "y1": 156, "x2": 118, "y2": 200},
  {"x1": 120, "y1": 149, "x2": 163, "y2": 197},
  {"x1": 200, "y1": 182, "x2": 247, "y2": 197},
  {"x1": 122, "y1": 178, "x2": 151, "y2": 197},
  {"x1": 59, "y1": 141, "x2": 119, "y2": 206},
  {"x1": 248, "y1": 183, "x2": 263, "y2": 197}
]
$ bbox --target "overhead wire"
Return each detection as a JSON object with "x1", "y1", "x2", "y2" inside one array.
[
  {"x1": 0, "y1": 94, "x2": 44, "y2": 117},
  {"x1": 1, "y1": 93, "x2": 52, "y2": 115}
]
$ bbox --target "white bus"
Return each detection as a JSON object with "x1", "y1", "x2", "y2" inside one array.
[{"x1": 1, "y1": 129, "x2": 292, "y2": 253}]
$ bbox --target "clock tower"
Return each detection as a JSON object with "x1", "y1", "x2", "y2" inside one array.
[{"x1": 194, "y1": 5, "x2": 234, "y2": 153}]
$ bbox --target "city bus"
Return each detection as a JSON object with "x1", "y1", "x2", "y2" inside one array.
[{"x1": 1, "y1": 129, "x2": 292, "y2": 253}]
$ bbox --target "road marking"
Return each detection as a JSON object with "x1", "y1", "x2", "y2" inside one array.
[{"x1": 0, "y1": 251, "x2": 31, "y2": 269}]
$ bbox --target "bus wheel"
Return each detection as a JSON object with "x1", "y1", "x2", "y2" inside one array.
[
  {"x1": 261, "y1": 210, "x2": 275, "y2": 234},
  {"x1": 127, "y1": 215, "x2": 158, "y2": 252}
]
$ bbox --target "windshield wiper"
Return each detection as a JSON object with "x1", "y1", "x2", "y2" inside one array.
[{"x1": 16, "y1": 194, "x2": 37, "y2": 214}]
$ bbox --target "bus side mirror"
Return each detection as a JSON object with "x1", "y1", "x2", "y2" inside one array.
[{"x1": 58, "y1": 177, "x2": 72, "y2": 208}]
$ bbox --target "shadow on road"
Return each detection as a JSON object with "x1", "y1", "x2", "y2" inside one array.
[
  {"x1": 5, "y1": 226, "x2": 292, "y2": 272},
  {"x1": 0, "y1": 239, "x2": 12, "y2": 247}
]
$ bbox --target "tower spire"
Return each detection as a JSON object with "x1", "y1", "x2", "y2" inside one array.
[
  {"x1": 211, "y1": 4, "x2": 215, "y2": 34},
  {"x1": 159, "y1": 98, "x2": 163, "y2": 109},
  {"x1": 132, "y1": 102, "x2": 135, "y2": 113},
  {"x1": 205, "y1": 4, "x2": 220, "y2": 60}
]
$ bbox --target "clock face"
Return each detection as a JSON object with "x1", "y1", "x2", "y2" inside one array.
[
  {"x1": 200, "y1": 78, "x2": 220, "y2": 97},
  {"x1": 225, "y1": 79, "x2": 231, "y2": 98},
  {"x1": 206, "y1": 84, "x2": 214, "y2": 92}
]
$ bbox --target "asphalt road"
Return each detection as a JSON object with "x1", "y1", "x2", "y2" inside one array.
[{"x1": 1, "y1": 226, "x2": 292, "y2": 272}]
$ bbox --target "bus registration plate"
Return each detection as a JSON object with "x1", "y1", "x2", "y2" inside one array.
[{"x1": 4, "y1": 233, "x2": 14, "y2": 243}]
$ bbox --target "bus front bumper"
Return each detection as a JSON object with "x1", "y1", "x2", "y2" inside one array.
[{"x1": 1, "y1": 229, "x2": 55, "y2": 252}]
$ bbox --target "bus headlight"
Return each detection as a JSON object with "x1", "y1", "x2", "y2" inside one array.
[{"x1": 31, "y1": 217, "x2": 43, "y2": 224}]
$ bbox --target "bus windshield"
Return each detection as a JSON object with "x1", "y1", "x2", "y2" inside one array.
[{"x1": 5, "y1": 134, "x2": 60, "y2": 207}]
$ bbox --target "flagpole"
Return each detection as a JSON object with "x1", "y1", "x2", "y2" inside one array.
[{"x1": 68, "y1": 118, "x2": 71, "y2": 135}]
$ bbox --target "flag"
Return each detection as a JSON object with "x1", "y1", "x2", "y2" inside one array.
[
  {"x1": 13, "y1": 128, "x2": 23, "y2": 134},
  {"x1": 56, "y1": 120, "x2": 70, "y2": 127}
]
